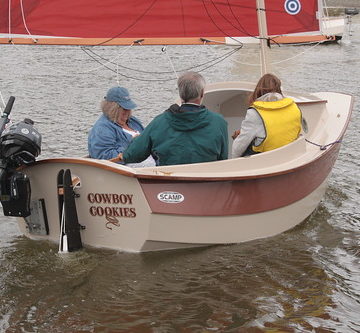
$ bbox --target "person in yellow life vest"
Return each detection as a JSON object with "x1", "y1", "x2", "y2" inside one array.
[{"x1": 232, "y1": 73, "x2": 302, "y2": 157}]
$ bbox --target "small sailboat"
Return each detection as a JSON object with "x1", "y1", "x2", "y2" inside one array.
[{"x1": 0, "y1": 0, "x2": 353, "y2": 252}]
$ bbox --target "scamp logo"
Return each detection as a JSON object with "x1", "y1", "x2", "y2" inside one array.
[
  {"x1": 284, "y1": 0, "x2": 301, "y2": 15},
  {"x1": 157, "y1": 191, "x2": 184, "y2": 204}
]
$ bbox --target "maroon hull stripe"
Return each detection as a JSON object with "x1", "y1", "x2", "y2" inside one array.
[{"x1": 139, "y1": 145, "x2": 340, "y2": 216}]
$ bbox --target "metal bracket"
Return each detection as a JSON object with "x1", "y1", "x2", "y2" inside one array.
[{"x1": 24, "y1": 199, "x2": 49, "y2": 235}]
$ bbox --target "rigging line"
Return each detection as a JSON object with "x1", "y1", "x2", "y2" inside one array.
[
  {"x1": 232, "y1": 40, "x2": 323, "y2": 67},
  {"x1": 161, "y1": 46, "x2": 179, "y2": 79},
  {"x1": 20, "y1": 0, "x2": 37, "y2": 42},
  {"x1": 271, "y1": 41, "x2": 323, "y2": 64},
  {"x1": 226, "y1": 0, "x2": 253, "y2": 37},
  {"x1": 305, "y1": 138, "x2": 342, "y2": 150},
  {"x1": 323, "y1": 0, "x2": 329, "y2": 19},
  {"x1": 196, "y1": 47, "x2": 242, "y2": 73},
  {"x1": 179, "y1": 0, "x2": 186, "y2": 36},
  {"x1": 201, "y1": 0, "x2": 264, "y2": 44},
  {"x1": 81, "y1": 49, "x2": 174, "y2": 81},
  {"x1": 84, "y1": 46, "x2": 239, "y2": 80},
  {"x1": 213, "y1": 0, "x2": 258, "y2": 39},
  {"x1": 79, "y1": 43, "x2": 135, "y2": 74},
  {"x1": 82, "y1": 46, "x2": 242, "y2": 75},
  {"x1": 0, "y1": 90, "x2": 6, "y2": 107},
  {"x1": 8, "y1": 0, "x2": 11, "y2": 38},
  {"x1": 81, "y1": 46, "x2": 241, "y2": 81},
  {"x1": 210, "y1": 0, "x2": 250, "y2": 37},
  {"x1": 201, "y1": 0, "x2": 243, "y2": 44},
  {"x1": 141, "y1": 47, "x2": 239, "y2": 73},
  {"x1": 94, "y1": 0, "x2": 159, "y2": 46},
  {"x1": 8, "y1": 40, "x2": 66, "y2": 74},
  {"x1": 185, "y1": 47, "x2": 242, "y2": 70},
  {"x1": 207, "y1": 0, "x2": 270, "y2": 43},
  {"x1": 231, "y1": 59, "x2": 260, "y2": 66},
  {"x1": 81, "y1": 47, "x2": 164, "y2": 74},
  {"x1": 185, "y1": 47, "x2": 241, "y2": 72}
]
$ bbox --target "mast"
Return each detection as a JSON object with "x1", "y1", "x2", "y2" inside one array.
[{"x1": 256, "y1": 0, "x2": 270, "y2": 75}]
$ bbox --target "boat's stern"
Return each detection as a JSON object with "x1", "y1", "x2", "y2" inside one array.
[{"x1": 18, "y1": 158, "x2": 154, "y2": 252}]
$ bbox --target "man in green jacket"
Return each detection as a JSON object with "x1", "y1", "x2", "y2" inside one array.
[{"x1": 120, "y1": 71, "x2": 228, "y2": 166}]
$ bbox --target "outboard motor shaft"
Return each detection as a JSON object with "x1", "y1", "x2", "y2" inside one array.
[{"x1": 0, "y1": 96, "x2": 42, "y2": 217}]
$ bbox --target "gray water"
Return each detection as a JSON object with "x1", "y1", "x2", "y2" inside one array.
[{"x1": 0, "y1": 17, "x2": 359, "y2": 332}]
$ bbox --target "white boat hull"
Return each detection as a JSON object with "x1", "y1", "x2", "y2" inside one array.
[{"x1": 19, "y1": 160, "x2": 330, "y2": 252}]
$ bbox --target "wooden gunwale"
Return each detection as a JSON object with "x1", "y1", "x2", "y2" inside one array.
[
  {"x1": 296, "y1": 100, "x2": 326, "y2": 105},
  {"x1": 29, "y1": 142, "x2": 337, "y2": 182}
]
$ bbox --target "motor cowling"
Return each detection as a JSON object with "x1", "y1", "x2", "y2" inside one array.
[
  {"x1": 0, "y1": 118, "x2": 41, "y2": 168},
  {"x1": 0, "y1": 101, "x2": 42, "y2": 217}
]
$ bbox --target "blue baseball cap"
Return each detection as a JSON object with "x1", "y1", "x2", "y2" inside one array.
[{"x1": 105, "y1": 87, "x2": 137, "y2": 110}]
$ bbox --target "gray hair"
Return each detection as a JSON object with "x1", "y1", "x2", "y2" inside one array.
[
  {"x1": 101, "y1": 100, "x2": 121, "y2": 122},
  {"x1": 177, "y1": 71, "x2": 206, "y2": 103}
]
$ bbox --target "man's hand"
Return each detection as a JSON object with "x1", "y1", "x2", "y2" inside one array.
[
  {"x1": 232, "y1": 130, "x2": 240, "y2": 140},
  {"x1": 109, "y1": 153, "x2": 123, "y2": 163}
]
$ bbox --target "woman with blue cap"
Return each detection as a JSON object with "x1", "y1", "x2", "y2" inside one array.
[{"x1": 88, "y1": 87, "x2": 154, "y2": 166}]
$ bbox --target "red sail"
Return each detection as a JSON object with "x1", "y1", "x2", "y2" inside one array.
[
  {"x1": 267, "y1": 0, "x2": 320, "y2": 35},
  {"x1": 0, "y1": 0, "x2": 319, "y2": 40}
]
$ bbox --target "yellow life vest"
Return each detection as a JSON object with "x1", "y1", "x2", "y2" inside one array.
[{"x1": 251, "y1": 97, "x2": 302, "y2": 153}]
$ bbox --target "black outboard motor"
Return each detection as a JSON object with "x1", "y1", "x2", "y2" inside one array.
[{"x1": 0, "y1": 96, "x2": 42, "y2": 217}]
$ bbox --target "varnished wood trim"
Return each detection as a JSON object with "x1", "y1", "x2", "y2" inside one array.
[
  {"x1": 271, "y1": 34, "x2": 337, "y2": 44},
  {"x1": 0, "y1": 35, "x2": 339, "y2": 46},
  {"x1": 0, "y1": 37, "x2": 226, "y2": 46},
  {"x1": 31, "y1": 158, "x2": 137, "y2": 178},
  {"x1": 296, "y1": 100, "x2": 327, "y2": 105}
]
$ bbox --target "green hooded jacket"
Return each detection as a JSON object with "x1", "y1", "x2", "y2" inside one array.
[{"x1": 122, "y1": 104, "x2": 228, "y2": 166}]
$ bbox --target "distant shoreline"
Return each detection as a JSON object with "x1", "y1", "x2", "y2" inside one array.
[
  {"x1": 326, "y1": 0, "x2": 359, "y2": 7},
  {"x1": 325, "y1": 0, "x2": 359, "y2": 16}
]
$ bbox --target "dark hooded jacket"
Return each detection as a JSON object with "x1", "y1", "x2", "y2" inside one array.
[{"x1": 122, "y1": 104, "x2": 228, "y2": 166}]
